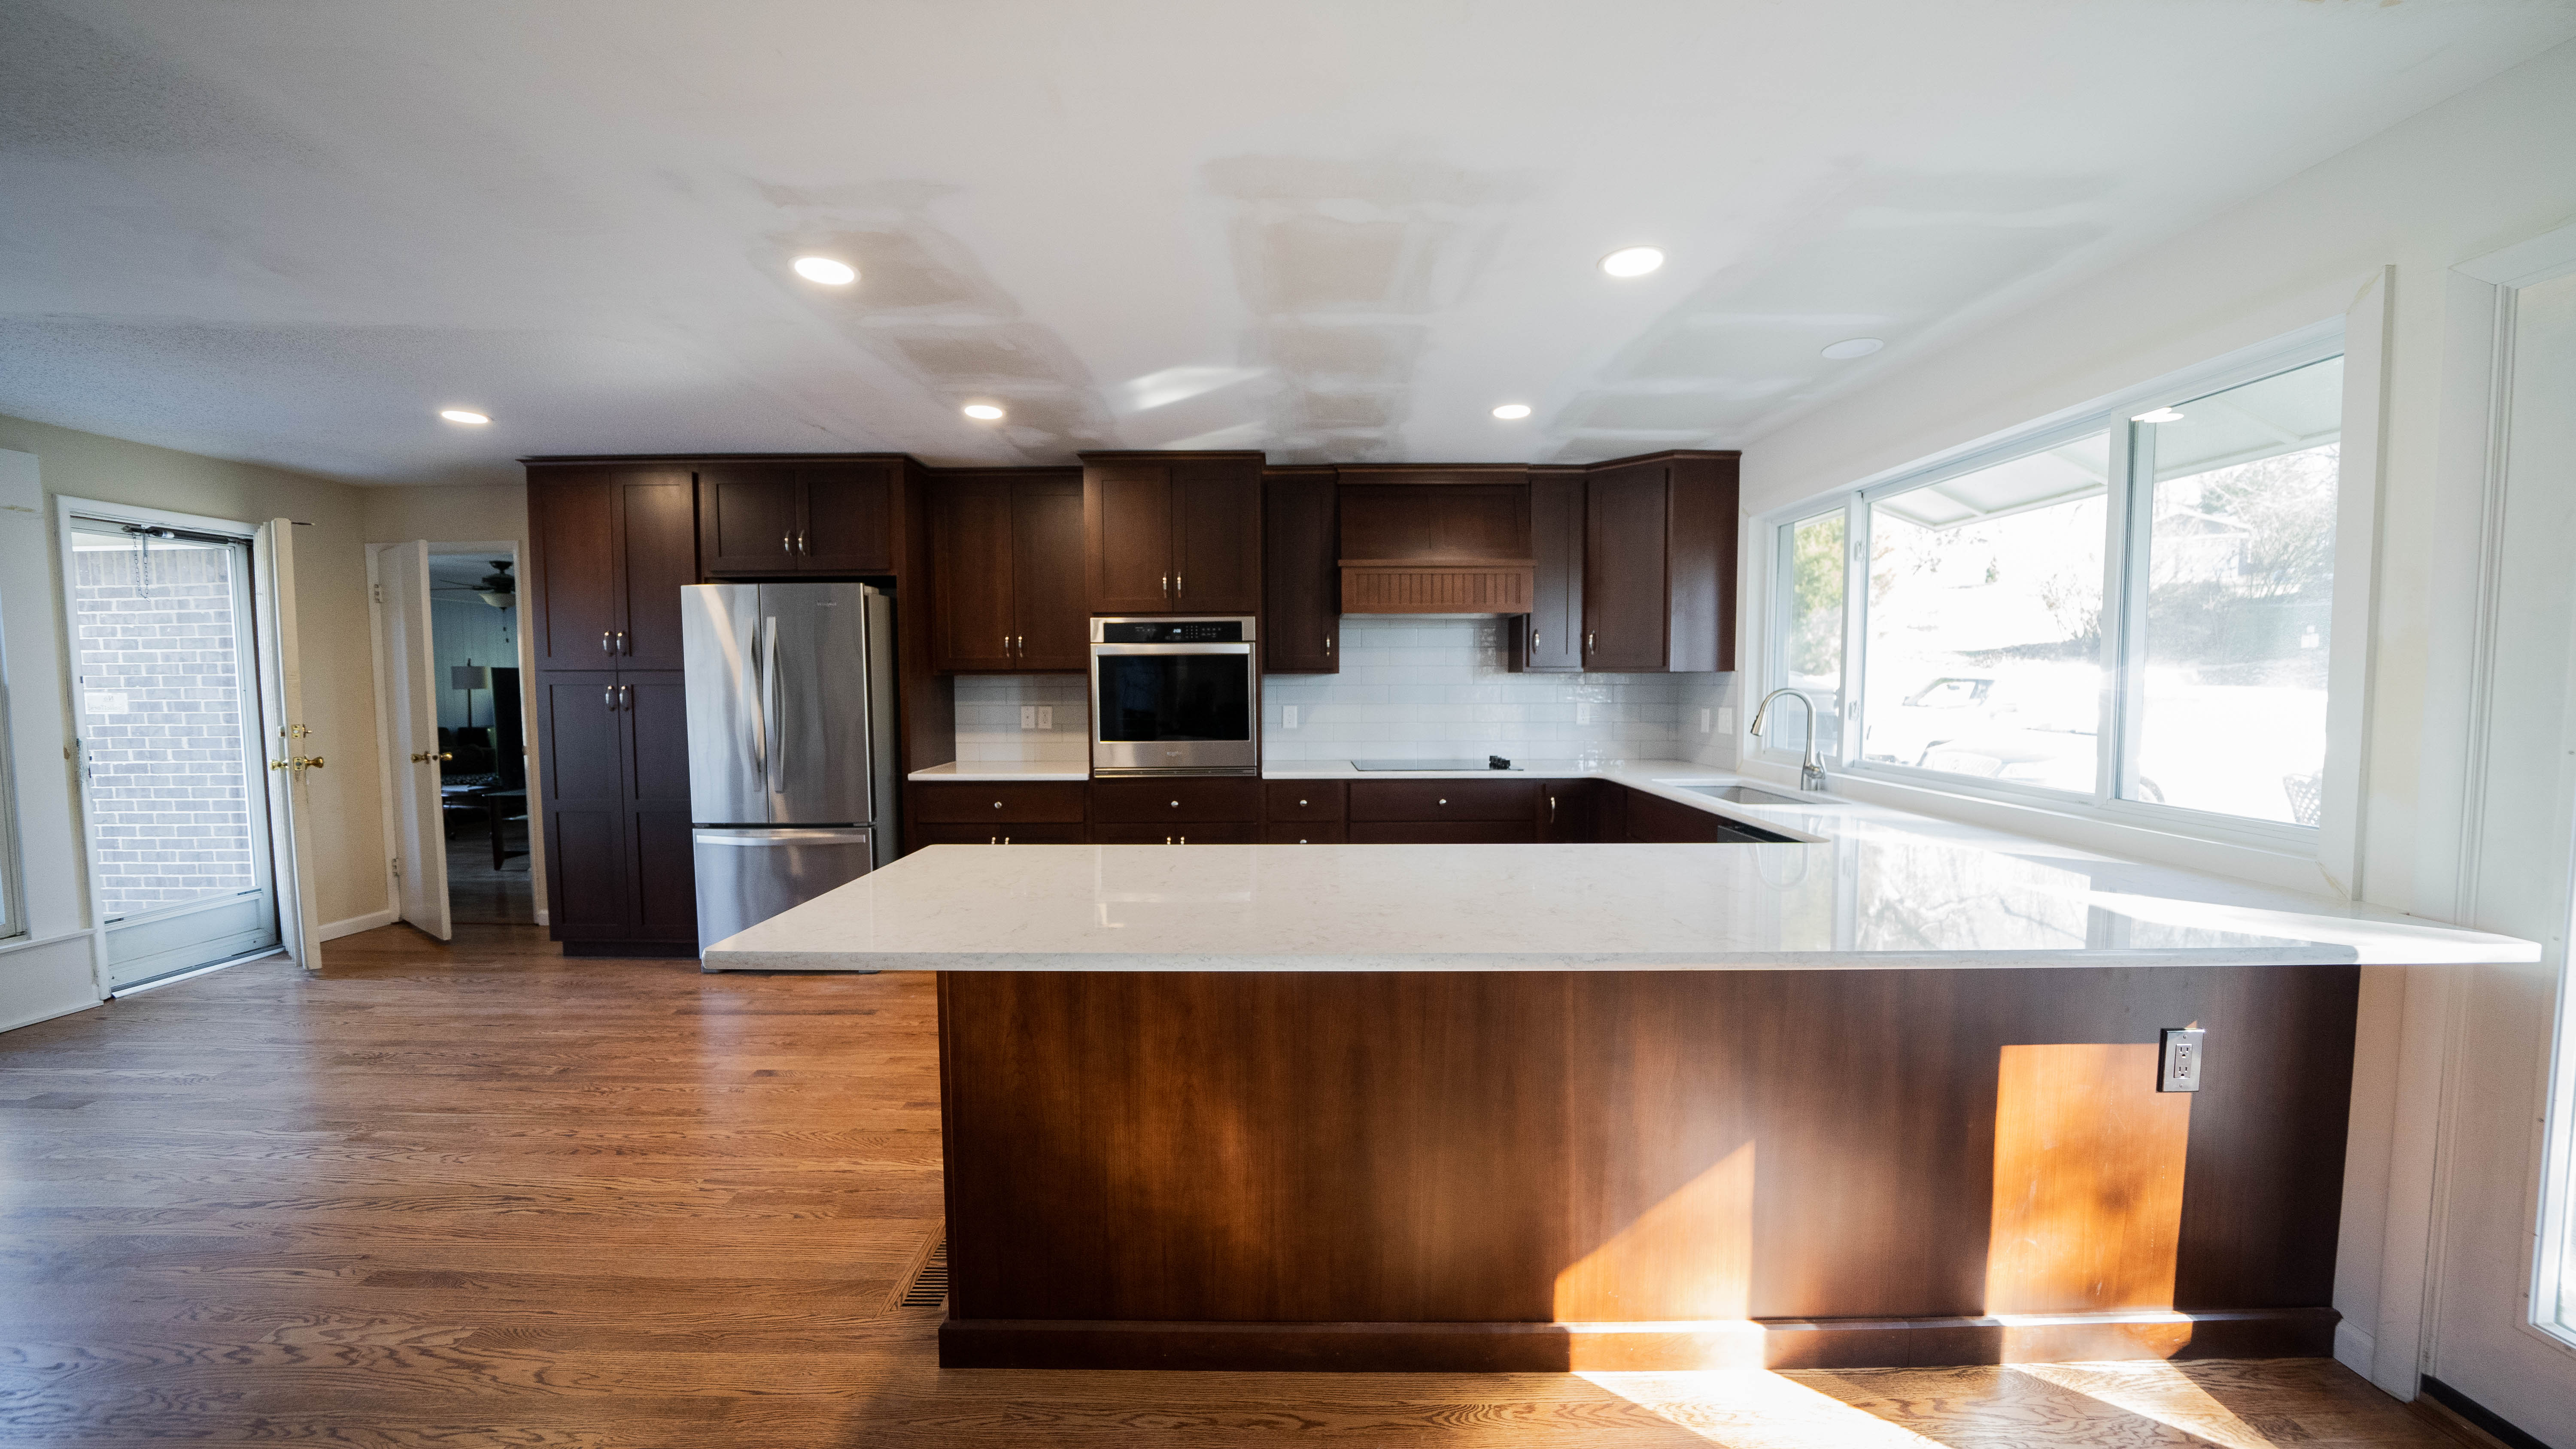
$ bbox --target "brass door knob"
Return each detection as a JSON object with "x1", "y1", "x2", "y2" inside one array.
[{"x1": 410, "y1": 751, "x2": 453, "y2": 764}]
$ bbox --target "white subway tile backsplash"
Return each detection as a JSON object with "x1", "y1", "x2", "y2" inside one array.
[
  {"x1": 953, "y1": 674, "x2": 1088, "y2": 762},
  {"x1": 1263, "y1": 616, "x2": 1727, "y2": 766}
]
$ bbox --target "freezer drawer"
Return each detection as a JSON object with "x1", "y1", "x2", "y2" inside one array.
[{"x1": 693, "y1": 827, "x2": 878, "y2": 962}]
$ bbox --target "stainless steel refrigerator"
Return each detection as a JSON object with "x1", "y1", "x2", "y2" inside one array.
[{"x1": 682, "y1": 582, "x2": 899, "y2": 960}]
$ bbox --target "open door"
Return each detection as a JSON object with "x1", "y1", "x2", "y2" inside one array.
[
  {"x1": 377, "y1": 542, "x2": 452, "y2": 939},
  {"x1": 253, "y1": 518, "x2": 324, "y2": 970}
]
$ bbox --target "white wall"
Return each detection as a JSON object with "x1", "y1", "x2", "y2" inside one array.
[{"x1": 1732, "y1": 37, "x2": 2576, "y2": 1435}]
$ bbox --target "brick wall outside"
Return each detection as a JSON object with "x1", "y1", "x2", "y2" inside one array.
[{"x1": 73, "y1": 543, "x2": 259, "y2": 921}]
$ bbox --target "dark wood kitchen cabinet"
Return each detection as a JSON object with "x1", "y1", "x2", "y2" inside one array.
[
  {"x1": 529, "y1": 464, "x2": 697, "y2": 670},
  {"x1": 699, "y1": 459, "x2": 896, "y2": 576},
  {"x1": 1261, "y1": 468, "x2": 1338, "y2": 673},
  {"x1": 932, "y1": 471, "x2": 1085, "y2": 673},
  {"x1": 533, "y1": 671, "x2": 697, "y2": 954},
  {"x1": 1582, "y1": 451, "x2": 1739, "y2": 673},
  {"x1": 1509, "y1": 467, "x2": 1586, "y2": 673},
  {"x1": 1082, "y1": 452, "x2": 1262, "y2": 614}
]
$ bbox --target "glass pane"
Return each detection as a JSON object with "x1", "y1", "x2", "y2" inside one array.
[
  {"x1": 70, "y1": 521, "x2": 265, "y2": 921},
  {"x1": 2128, "y1": 356, "x2": 2342, "y2": 824},
  {"x1": 1095, "y1": 655, "x2": 1251, "y2": 741},
  {"x1": 1862, "y1": 435, "x2": 2110, "y2": 794},
  {"x1": 1776, "y1": 511, "x2": 1845, "y2": 758}
]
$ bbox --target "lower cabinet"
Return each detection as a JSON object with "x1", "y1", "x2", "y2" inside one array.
[
  {"x1": 1091, "y1": 776, "x2": 1263, "y2": 825},
  {"x1": 1347, "y1": 779, "x2": 1539, "y2": 842},
  {"x1": 1348, "y1": 820, "x2": 1533, "y2": 844},
  {"x1": 1262, "y1": 822, "x2": 1347, "y2": 844},
  {"x1": 1094, "y1": 822, "x2": 1259, "y2": 845},
  {"x1": 916, "y1": 823, "x2": 1089, "y2": 846},
  {"x1": 536, "y1": 669, "x2": 698, "y2": 955}
]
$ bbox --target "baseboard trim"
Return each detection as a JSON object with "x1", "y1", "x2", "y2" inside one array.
[
  {"x1": 2420, "y1": 1376, "x2": 2552, "y2": 1449},
  {"x1": 938, "y1": 1307, "x2": 2339, "y2": 1372},
  {"x1": 319, "y1": 908, "x2": 398, "y2": 942}
]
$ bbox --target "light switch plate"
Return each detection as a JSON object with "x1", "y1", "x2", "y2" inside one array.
[
  {"x1": 1037, "y1": 706, "x2": 1054, "y2": 730},
  {"x1": 2159, "y1": 1028, "x2": 2205, "y2": 1092},
  {"x1": 1282, "y1": 705, "x2": 1300, "y2": 730},
  {"x1": 1699, "y1": 708, "x2": 1712, "y2": 732},
  {"x1": 1020, "y1": 706, "x2": 1036, "y2": 730},
  {"x1": 1718, "y1": 707, "x2": 1736, "y2": 733}
]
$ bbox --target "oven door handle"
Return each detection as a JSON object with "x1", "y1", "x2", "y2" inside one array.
[{"x1": 1086, "y1": 642, "x2": 1256, "y2": 656}]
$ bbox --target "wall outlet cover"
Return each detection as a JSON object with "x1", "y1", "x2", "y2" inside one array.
[
  {"x1": 1020, "y1": 706, "x2": 1036, "y2": 730},
  {"x1": 1718, "y1": 707, "x2": 1736, "y2": 733},
  {"x1": 1282, "y1": 705, "x2": 1300, "y2": 730},
  {"x1": 1699, "y1": 708, "x2": 1712, "y2": 732},
  {"x1": 1037, "y1": 706, "x2": 1054, "y2": 730}
]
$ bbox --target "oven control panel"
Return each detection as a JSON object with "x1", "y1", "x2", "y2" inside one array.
[{"x1": 1093, "y1": 617, "x2": 1253, "y2": 644}]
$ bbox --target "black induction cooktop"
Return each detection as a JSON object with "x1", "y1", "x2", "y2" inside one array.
[{"x1": 1348, "y1": 758, "x2": 1520, "y2": 771}]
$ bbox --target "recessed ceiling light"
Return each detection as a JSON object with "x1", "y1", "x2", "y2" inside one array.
[
  {"x1": 792, "y1": 255, "x2": 857, "y2": 285},
  {"x1": 1820, "y1": 338, "x2": 1884, "y2": 360},
  {"x1": 1599, "y1": 246, "x2": 1665, "y2": 278},
  {"x1": 2132, "y1": 407, "x2": 2186, "y2": 424},
  {"x1": 1491, "y1": 403, "x2": 1533, "y2": 420},
  {"x1": 961, "y1": 403, "x2": 1005, "y2": 421},
  {"x1": 438, "y1": 409, "x2": 490, "y2": 425}
]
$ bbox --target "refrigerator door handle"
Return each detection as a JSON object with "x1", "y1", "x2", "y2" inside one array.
[
  {"x1": 762, "y1": 614, "x2": 782, "y2": 797},
  {"x1": 746, "y1": 608, "x2": 767, "y2": 782}
]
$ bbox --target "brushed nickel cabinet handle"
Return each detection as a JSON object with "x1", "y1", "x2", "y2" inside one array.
[
  {"x1": 992, "y1": 800, "x2": 1002, "y2": 809},
  {"x1": 621, "y1": 685, "x2": 631, "y2": 709},
  {"x1": 600, "y1": 631, "x2": 612, "y2": 654},
  {"x1": 616, "y1": 630, "x2": 627, "y2": 654},
  {"x1": 1549, "y1": 795, "x2": 1558, "y2": 823},
  {"x1": 1161, "y1": 574, "x2": 1169, "y2": 592},
  {"x1": 782, "y1": 533, "x2": 793, "y2": 555},
  {"x1": 1325, "y1": 636, "x2": 1333, "y2": 653},
  {"x1": 603, "y1": 685, "x2": 616, "y2": 710},
  {"x1": 1176, "y1": 575, "x2": 1183, "y2": 594},
  {"x1": 1179, "y1": 835, "x2": 1187, "y2": 845},
  {"x1": 1586, "y1": 632, "x2": 1596, "y2": 652},
  {"x1": 797, "y1": 530, "x2": 808, "y2": 556}
]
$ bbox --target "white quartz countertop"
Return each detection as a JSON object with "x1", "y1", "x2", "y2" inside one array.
[
  {"x1": 906, "y1": 761, "x2": 1091, "y2": 783},
  {"x1": 714, "y1": 760, "x2": 2537, "y2": 973}
]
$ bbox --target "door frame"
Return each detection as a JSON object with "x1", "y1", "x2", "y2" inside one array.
[
  {"x1": 366, "y1": 540, "x2": 539, "y2": 928},
  {"x1": 52, "y1": 495, "x2": 289, "y2": 995}
]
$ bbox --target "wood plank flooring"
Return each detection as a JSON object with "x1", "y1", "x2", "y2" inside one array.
[{"x1": 0, "y1": 923, "x2": 2465, "y2": 1446}]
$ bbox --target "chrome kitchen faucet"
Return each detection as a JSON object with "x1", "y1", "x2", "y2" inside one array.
[{"x1": 1750, "y1": 688, "x2": 1830, "y2": 792}]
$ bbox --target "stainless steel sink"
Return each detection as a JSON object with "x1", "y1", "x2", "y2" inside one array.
[{"x1": 1686, "y1": 785, "x2": 1812, "y2": 806}]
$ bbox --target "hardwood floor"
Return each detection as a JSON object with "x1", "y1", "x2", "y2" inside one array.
[{"x1": 0, "y1": 924, "x2": 2462, "y2": 1446}]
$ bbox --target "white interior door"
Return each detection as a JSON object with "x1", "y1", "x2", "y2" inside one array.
[
  {"x1": 378, "y1": 542, "x2": 452, "y2": 939},
  {"x1": 253, "y1": 518, "x2": 323, "y2": 970}
]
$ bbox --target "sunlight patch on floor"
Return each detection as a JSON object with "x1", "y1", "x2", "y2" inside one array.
[
  {"x1": 1578, "y1": 1370, "x2": 1953, "y2": 1447},
  {"x1": 2010, "y1": 1361, "x2": 2275, "y2": 1448}
]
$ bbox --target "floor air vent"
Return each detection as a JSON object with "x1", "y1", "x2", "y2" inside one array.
[{"x1": 894, "y1": 1230, "x2": 948, "y2": 1310}]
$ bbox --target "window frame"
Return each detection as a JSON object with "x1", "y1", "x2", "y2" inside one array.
[
  {"x1": 0, "y1": 635, "x2": 22, "y2": 944},
  {"x1": 1752, "y1": 319, "x2": 2354, "y2": 857}
]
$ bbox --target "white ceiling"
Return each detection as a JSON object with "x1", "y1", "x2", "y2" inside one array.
[{"x1": 4, "y1": 1, "x2": 2570, "y2": 486}]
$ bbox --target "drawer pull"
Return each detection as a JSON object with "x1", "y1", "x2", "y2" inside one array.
[
  {"x1": 1297, "y1": 798, "x2": 1308, "y2": 807},
  {"x1": 1170, "y1": 800, "x2": 1180, "y2": 808},
  {"x1": 1438, "y1": 798, "x2": 1447, "y2": 806},
  {"x1": 993, "y1": 801, "x2": 1003, "y2": 809}
]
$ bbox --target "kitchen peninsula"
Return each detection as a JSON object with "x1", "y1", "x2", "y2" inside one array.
[{"x1": 708, "y1": 768, "x2": 2536, "y2": 1373}]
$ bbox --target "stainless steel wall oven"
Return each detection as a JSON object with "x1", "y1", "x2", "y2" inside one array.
[{"x1": 1089, "y1": 616, "x2": 1258, "y2": 776}]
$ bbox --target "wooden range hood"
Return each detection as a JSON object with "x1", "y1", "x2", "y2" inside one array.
[{"x1": 1336, "y1": 467, "x2": 1534, "y2": 615}]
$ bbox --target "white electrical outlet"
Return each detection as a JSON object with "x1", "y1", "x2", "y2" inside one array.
[
  {"x1": 1282, "y1": 705, "x2": 1300, "y2": 730},
  {"x1": 1718, "y1": 707, "x2": 1736, "y2": 733},
  {"x1": 1037, "y1": 706, "x2": 1054, "y2": 730},
  {"x1": 1699, "y1": 708, "x2": 1712, "y2": 732},
  {"x1": 1020, "y1": 706, "x2": 1036, "y2": 730}
]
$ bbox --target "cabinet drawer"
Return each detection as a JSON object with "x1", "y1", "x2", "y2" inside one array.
[
  {"x1": 1263, "y1": 781, "x2": 1346, "y2": 821},
  {"x1": 1348, "y1": 779, "x2": 1539, "y2": 822},
  {"x1": 1261, "y1": 822, "x2": 1347, "y2": 844},
  {"x1": 1093, "y1": 822, "x2": 1260, "y2": 845},
  {"x1": 911, "y1": 782, "x2": 1088, "y2": 824},
  {"x1": 916, "y1": 823, "x2": 1088, "y2": 846},
  {"x1": 1348, "y1": 820, "x2": 1536, "y2": 845},
  {"x1": 1090, "y1": 776, "x2": 1263, "y2": 824}
]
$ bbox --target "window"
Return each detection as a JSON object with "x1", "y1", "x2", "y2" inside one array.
[
  {"x1": 1762, "y1": 331, "x2": 2346, "y2": 840},
  {"x1": 0, "y1": 617, "x2": 18, "y2": 943}
]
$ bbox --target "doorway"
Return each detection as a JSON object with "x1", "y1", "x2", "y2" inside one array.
[
  {"x1": 64, "y1": 512, "x2": 282, "y2": 988},
  {"x1": 428, "y1": 551, "x2": 531, "y2": 924}
]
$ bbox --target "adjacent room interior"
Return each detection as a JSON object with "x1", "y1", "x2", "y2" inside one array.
[{"x1": 3, "y1": 5, "x2": 2575, "y2": 1445}]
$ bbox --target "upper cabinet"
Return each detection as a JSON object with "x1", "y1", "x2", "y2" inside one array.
[
  {"x1": 528, "y1": 464, "x2": 697, "y2": 670},
  {"x1": 700, "y1": 459, "x2": 896, "y2": 576},
  {"x1": 932, "y1": 471, "x2": 1086, "y2": 673},
  {"x1": 1262, "y1": 469, "x2": 1339, "y2": 673},
  {"x1": 1581, "y1": 451, "x2": 1739, "y2": 673},
  {"x1": 1510, "y1": 467, "x2": 1585, "y2": 672},
  {"x1": 1082, "y1": 452, "x2": 1263, "y2": 614}
]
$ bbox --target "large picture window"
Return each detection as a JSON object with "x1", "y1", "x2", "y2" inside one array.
[{"x1": 1765, "y1": 334, "x2": 2346, "y2": 840}]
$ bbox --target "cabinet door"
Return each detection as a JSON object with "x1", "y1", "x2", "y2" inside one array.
[
  {"x1": 1513, "y1": 471, "x2": 1586, "y2": 673},
  {"x1": 1584, "y1": 461, "x2": 1670, "y2": 672},
  {"x1": 537, "y1": 673, "x2": 632, "y2": 937},
  {"x1": 1538, "y1": 779, "x2": 1595, "y2": 842},
  {"x1": 1262, "y1": 473, "x2": 1338, "y2": 673},
  {"x1": 1173, "y1": 461, "x2": 1261, "y2": 613},
  {"x1": 1086, "y1": 463, "x2": 1174, "y2": 613},
  {"x1": 698, "y1": 462, "x2": 801, "y2": 576},
  {"x1": 617, "y1": 476, "x2": 699, "y2": 670},
  {"x1": 622, "y1": 674, "x2": 696, "y2": 940},
  {"x1": 799, "y1": 462, "x2": 896, "y2": 573},
  {"x1": 529, "y1": 473, "x2": 619, "y2": 668},
  {"x1": 932, "y1": 477, "x2": 1018, "y2": 673},
  {"x1": 1625, "y1": 788, "x2": 1729, "y2": 843},
  {"x1": 1093, "y1": 822, "x2": 1259, "y2": 844},
  {"x1": 1012, "y1": 477, "x2": 1089, "y2": 670}
]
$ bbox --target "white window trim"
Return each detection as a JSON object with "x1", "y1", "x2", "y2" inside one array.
[{"x1": 1744, "y1": 307, "x2": 2382, "y2": 891}]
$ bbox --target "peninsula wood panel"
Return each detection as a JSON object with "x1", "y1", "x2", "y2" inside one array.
[{"x1": 938, "y1": 963, "x2": 2357, "y2": 1366}]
